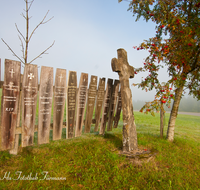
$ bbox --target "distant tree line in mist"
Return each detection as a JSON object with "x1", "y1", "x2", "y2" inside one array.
[{"x1": 133, "y1": 95, "x2": 200, "y2": 113}]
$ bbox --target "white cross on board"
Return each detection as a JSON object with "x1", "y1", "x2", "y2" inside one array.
[
  {"x1": 8, "y1": 82, "x2": 14, "y2": 89},
  {"x1": 9, "y1": 69, "x2": 15, "y2": 78},
  {"x1": 59, "y1": 74, "x2": 63, "y2": 82},
  {"x1": 28, "y1": 73, "x2": 34, "y2": 79}
]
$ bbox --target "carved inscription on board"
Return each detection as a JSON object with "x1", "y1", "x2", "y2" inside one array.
[
  {"x1": 1, "y1": 59, "x2": 21, "y2": 150},
  {"x1": 99, "y1": 78, "x2": 113, "y2": 135},
  {"x1": 107, "y1": 80, "x2": 120, "y2": 131},
  {"x1": 53, "y1": 68, "x2": 66, "y2": 141},
  {"x1": 38, "y1": 66, "x2": 53, "y2": 145},
  {"x1": 75, "y1": 73, "x2": 88, "y2": 137},
  {"x1": 94, "y1": 78, "x2": 105, "y2": 132},
  {"x1": 84, "y1": 75, "x2": 97, "y2": 133},
  {"x1": 113, "y1": 90, "x2": 122, "y2": 128},
  {"x1": 67, "y1": 71, "x2": 77, "y2": 139},
  {"x1": 22, "y1": 64, "x2": 38, "y2": 147}
]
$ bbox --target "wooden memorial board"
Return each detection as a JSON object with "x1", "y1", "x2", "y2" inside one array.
[
  {"x1": 1, "y1": 59, "x2": 21, "y2": 150},
  {"x1": 99, "y1": 78, "x2": 113, "y2": 135},
  {"x1": 113, "y1": 90, "x2": 122, "y2": 128},
  {"x1": 53, "y1": 68, "x2": 66, "y2": 141},
  {"x1": 67, "y1": 71, "x2": 77, "y2": 139},
  {"x1": 84, "y1": 75, "x2": 98, "y2": 133},
  {"x1": 107, "y1": 80, "x2": 120, "y2": 131},
  {"x1": 38, "y1": 66, "x2": 53, "y2": 145},
  {"x1": 94, "y1": 78, "x2": 105, "y2": 132},
  {"x1": 21, "y1": 64, "x2": 38, "y2": 147},
  {"x1": 75, "y1": 73, "x2": 88, "y2": 137}
]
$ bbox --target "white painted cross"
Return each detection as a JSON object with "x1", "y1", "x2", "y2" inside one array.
[
  {"x1": 28, "y1": 73, "x2": 34, "y2": 79},
  {"x1": 9, "y1": 69, "x2": 15, "y2": 78},
  {"x1": 59, "y1": 74, "x2": 63, "y2": 82}
]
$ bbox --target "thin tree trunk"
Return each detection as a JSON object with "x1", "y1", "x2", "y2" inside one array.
[
  {"x1": 167, "y1": 85, "x2": 184, "y2": 142},
  {"x1": 25, "y1": 0, "x2": 29, "y2": 64},
  {"x1": 160, "y1": 102, "x2": 164, "y2": 138}
]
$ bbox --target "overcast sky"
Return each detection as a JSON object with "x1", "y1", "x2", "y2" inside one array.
[{"x1": 0, "y1": 0, "x2": 171, "y2": 101}]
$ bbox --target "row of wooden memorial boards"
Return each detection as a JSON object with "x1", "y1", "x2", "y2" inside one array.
[{"x1": 0, "y1": 59, "x2": 122, "y2": 151}]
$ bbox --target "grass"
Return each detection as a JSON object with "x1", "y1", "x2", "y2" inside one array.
[{"x1": 0, "y1": 111, "x2": 199, "y2": 190}]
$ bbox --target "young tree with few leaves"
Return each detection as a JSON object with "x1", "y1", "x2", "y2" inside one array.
[
  {"x1": 119, "y1": 0, "x2": 200, "y2": 141},
  {"x1": 2, "y1": 0, "x2": 55, "y2": 65}
]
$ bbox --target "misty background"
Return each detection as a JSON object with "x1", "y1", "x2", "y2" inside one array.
[{"x1": 0, "y1": 0, "x2": 199, "y2": 113}]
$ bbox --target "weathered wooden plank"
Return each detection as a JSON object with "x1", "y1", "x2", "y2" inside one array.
[
  {"x1": 53, "y1": 68, "x2": 66, "y2": 141},
  {"x1": 67, "y1": 71, "x2": 77, "y2": 139},
  {"x1": 107, "y1": 80, "x2": 120, "y2": 131},
  {"x1": 84, "y1": 75, "x2": 98, "y2": 133},
  {"x1": 9, "y1": 83, "x2": 22, "y2": 155},
  {"x1": 75, "y1": 73, "x2": 88, "y2": 137},
  {"x1": 1, "y1": 59, "x2": 21, "y2": 150},
  {"x1": 38, "y1": 66, "x2": 53, "y2": 145},
  {"x1": 94, "y1": 78, "x2": 105, "y2": 132},
  {"x1": 99, "y1": 78, "x2": 113, "y2": 135},
  {"x1": 113, "y1": 90, "x2": 122, "y2": 128},
  {"x1": 21, "y1": 64, "x2": 38, "y2": 147}
]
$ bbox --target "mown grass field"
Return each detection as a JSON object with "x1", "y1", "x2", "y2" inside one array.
[{"x1": 0, "y1": 110, "x2": 199, "y2": 190}]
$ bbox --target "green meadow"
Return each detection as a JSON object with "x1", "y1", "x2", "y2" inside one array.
[{"x1": 0, "y1": 110, "x2": 199, "y2": 190}]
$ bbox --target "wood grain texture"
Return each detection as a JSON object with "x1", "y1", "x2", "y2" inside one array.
[
  {"x1": 94, "y1": 78, "x2": 105, "y2": 132},
  {"x1": 113, "y1": 91, "x2": 122, "y2": 128},
  {"x1": 21, "y1": 64, "x2": 38, "y2": 147},
  {"x1": 107, "y1": 80, "x2": 120, "y2": 131},
  {"x1": 53, "y1": 68, "x2": 66, "y2": 141},
  {"x1": 67, "y1": 71, "x2": 77, "y2": 139},
  {"x1": 38, "y1": 66, "x2": 53, "y2": 145},
  {"x1": 99, "y1": 78, "x2": 113, "y2": 135},
  {"x1": 75, "y1": 73, "x2": 88, "y2": 137},
  {"x1": 84, "y1": 75, "x2": 98, "y2": 133},
  {"x1": 1, "y1": 59, "x2": 21, "y2": 150}
]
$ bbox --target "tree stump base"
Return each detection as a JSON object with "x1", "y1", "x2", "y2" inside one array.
[{"x1": 118, "y1": 149, "x2": 158, "y2": 167}]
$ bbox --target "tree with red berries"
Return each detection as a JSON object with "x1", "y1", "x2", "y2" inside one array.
[{"x1": 119, "y1": 0, "x2": 200, "y2": 142}]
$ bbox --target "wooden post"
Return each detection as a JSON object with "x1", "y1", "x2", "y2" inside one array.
[
  {"x1": 53, "y1": 68, "x2": 66, "y2": 141},
  {"x1": 94, "y1": 78, "x2": 105, "y2": 132},
  {"x1": 21, "y1": 64, "x2": 38, "y2": 147},
  {"x1": 111, "y1": 48, "x2": 138, "y2": 152},
  {"x1": 1, "y1": 59, "x2": 21, "y2": 150},
  {"x1": 107, "y1": 80, "x2": 120, "y2": 131},
  {"x1": 9, "y1": 74, "x2": 23, "y2": 155},
  {"x1": 38, "y1": 66, "x2": 53, "y2": 145},
  {"x1": 75, "y1": 73, "x2": 88, "y2": 137},
  {"x1": 84, "y1": 75, "x2": 97, "y2": 133},
  {"x1": 67, "y1": 71, "x2": 77, "y2": 139},
  {"x1": 113, "y1": 90, "x2": 122, "y2": 128},
  {"x1": 99, "y1": 78, "x2": 113, "y2": 135}
]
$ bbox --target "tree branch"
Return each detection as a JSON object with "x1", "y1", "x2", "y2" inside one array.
[
  {"x1": 29, "y1": 40, "x2": 55, "y2": 64},
  {"x1": 15, "y1": 23, "x2": 25, "y2": 41},
  {"x1": 27, "y1": 0, "x2": 34, "y2": 12},
  {"x1": 18, "y1": 35, "x2": 25, "y2": 61},
  {"x1": 1, "y1": 38, "x2": 25, "y2": 64},
  {"x1": 28, "y1": 10, "x2": 54, "y2": 43}
]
